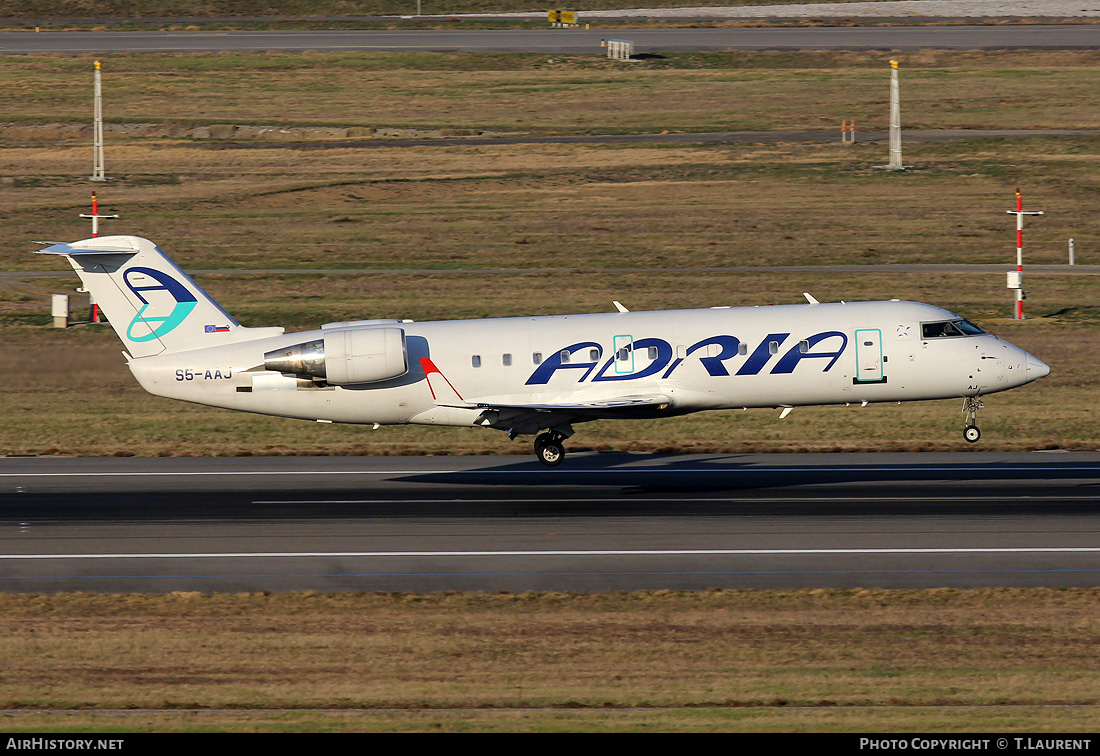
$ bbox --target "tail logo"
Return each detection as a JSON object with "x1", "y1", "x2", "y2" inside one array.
[{"x1": 123, "y1": 267, "x2": 198, "y2": 343}]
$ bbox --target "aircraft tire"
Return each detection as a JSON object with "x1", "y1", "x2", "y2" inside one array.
[
  {"x1": 536, "y1": 439, "x2": 565, "y2": 467},
  {"x1": 964, "y1": 425, "x2": 981, "y2": 443}
]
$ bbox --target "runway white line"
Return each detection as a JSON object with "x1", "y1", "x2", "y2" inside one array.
[
  {"x1": 250, "y1": 495, "x2": 1097, "y2": 505},
  {"x1": 3, "y1": 548, "x2": 1099, "y2": 560},
  {"x1": 4, "y1": 465, "x2": 1100, "y2": 478}
]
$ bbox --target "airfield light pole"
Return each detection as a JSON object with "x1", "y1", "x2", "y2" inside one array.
[
  {"x1": 875, "y1": 61, "x2": 906, "y2": 170},
  {"x1": 1006, "y1": 188, "x2": 1043, "y2": 320},
  {"x1": 90, "y1": 61, "x2": 106, "y2": 181},
  {"x1": 90, "y1": 60, "x2": 106, "y2": 181},
  {"x1": 887, "y1": 60, "x2": 903, "y2": 169}
]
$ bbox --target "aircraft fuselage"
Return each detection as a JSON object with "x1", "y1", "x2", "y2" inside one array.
[{"x1": 128, "y1": 299, "x2": 1045, "y2": 428}]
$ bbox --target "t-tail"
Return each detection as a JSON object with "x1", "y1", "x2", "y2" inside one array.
[{"x1": 37, "y1": 235, "x2": 282, "y2": 357}]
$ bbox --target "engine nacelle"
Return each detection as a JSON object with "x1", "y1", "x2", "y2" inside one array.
[{"x1": 263, "y1": 327, "x2": 408, "y2": 385}]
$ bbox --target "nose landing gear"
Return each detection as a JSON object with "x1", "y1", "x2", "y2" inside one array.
[
  {"x1": 962, "y1": 396, "x2": 984, "y2": 443},
  {"x1": 534, "y1": 431, "x2": 567, "y2": 467}
]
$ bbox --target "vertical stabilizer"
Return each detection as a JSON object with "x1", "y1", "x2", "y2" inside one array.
[{"x1": 37, "y1": 235, "x2": 281, "y2": 357}]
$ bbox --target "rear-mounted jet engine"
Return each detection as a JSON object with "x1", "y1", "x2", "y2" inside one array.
[{"x1": 264, "y1": 327, "x2": 408, "y2": 384}]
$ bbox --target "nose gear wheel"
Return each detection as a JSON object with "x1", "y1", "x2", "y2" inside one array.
[{"x1": 962, "y1": 397, "x2": 984, "y2": 443}]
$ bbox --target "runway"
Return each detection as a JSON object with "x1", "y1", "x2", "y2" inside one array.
[
  {"x1": 2, "y1": 26, "x2": 1099, "y2": 55},
  {"x1": 1, "y1": 452, "x2": 1098, "y2": 593}
]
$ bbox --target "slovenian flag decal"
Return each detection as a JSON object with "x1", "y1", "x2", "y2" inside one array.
[{"x1": 204, "y1": 325, "x2": 231, "y2": 333}]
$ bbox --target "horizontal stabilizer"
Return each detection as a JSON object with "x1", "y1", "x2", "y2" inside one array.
[{"x1": 37, "y1": 238, "x2": 140, "y2": 256}]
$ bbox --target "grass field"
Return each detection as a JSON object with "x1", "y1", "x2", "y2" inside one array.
[
  {"x1": 4, "y1": 50, "x2": 1100, "y2": 273},
  {"x1": 0, "y1": 0, "x2": 905, "y2": 21},
  {"x1": 0, "y1": 590, "x2": 1097, "y2": 732},
  {"x1": 7, "y1": 136, "x2": 1100, "y2": 271},
  {"x1": 6, "y1": 50, "x2": 1100, "y2": 134}
]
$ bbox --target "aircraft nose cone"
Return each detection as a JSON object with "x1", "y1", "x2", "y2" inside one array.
[{"x1": 1026, "y1": 353, "x2": 1050, "y2": 379}]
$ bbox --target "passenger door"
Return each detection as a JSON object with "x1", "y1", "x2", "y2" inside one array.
[{"x1": 854, "y1": 328, "x2": 886, "y2": 383}]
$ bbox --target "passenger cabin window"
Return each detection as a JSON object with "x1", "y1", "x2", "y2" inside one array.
[
  {"x1": 472, "y1": 355, "x2": 482, "y2": 368},
  {"x1": 502, "y1": 353, "x2": 512, "y2": 366},
  {"x1": 617, "y1": 348, "x2": 630, "y2": 361},
  {"x1": 532, "y1": 352, "x2": 542, "y2": 365},
  {"x1": 648, "y1": 346, "x2": 659, "y2": 360},
  {"x1": 768, "y1": 341, "x2": 779, "y2": 355},
  {"x1": 922, "y1": 319, "x2": 986, "y2": 339},
  {"x1": 738, "y1": 343, "x2": 748, "y2": 356},
  {"x1": 560, "y1": 350, "x2": 571, "y2": 364},
  {"x1": 798, "y1": 340, "x2": 809, "y2": 353},
  {"x1": 590, "y1": 348, "x2": 600, "y2": 361}
]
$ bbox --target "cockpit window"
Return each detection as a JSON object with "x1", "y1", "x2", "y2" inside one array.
[
  {"x1": 954, "y1": 319, "x2": 985, "y2": 335},
  {"x1": 922, "y1": 319, "x2": 986, "y2": 339}
]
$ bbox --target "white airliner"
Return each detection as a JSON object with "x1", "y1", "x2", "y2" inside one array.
[{"x1": 40, "y1": 235, "x2": 1050, "y2": 466}]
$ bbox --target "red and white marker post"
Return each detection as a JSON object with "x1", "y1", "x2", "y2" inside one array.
[
  {"x1": 79, "y1": 191, "x2": 118, "y2": 238},
  {"x1": 1005, "y1": 188, "x2": 1043, "y2": 320},
  {"x1": 841, "y1": 119, "x2": 855, "y2": 143},
  {"x1": 78, "y1": 191, "x2": 119, "y2": 322}
]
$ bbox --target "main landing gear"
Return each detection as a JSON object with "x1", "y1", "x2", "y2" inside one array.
[
  {"x1": 962, "y1": 396, "x2": 984, "y2": 443},
  {"x1": 534, "y1": 431, "x2": 567, "y2": 467}
]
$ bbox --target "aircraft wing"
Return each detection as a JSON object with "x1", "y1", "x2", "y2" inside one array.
[
  {"x1": 467, "y1": 394, "x2": 671, "y2": 413},
  {"x1": 419, "y1": 357, "x2": 672, "y2": 431},
  {"x1": 455, "y1": 393, "x2": 675, "y2": 438},
  {"x1": 421, "y1": 358, "x2": 671, "y2": 414}
]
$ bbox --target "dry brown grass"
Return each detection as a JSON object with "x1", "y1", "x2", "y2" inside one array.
[
  {"x1": 6, "y1": 50, "x2": 1100, "y2": 133},
  {"x1": 6, "y1": 51, "x2": 1100, "y2": 274},
  {"x1": 0, "y1": 590, "x2": 1097, "y2": 724},
  {"x1": 3, "y1": 706, "x2": 1097, "y2": 732},
  {"x1": 5, "y1": 139, "x2": 1100, "y2": 273},
  {"x1": 1, "y1": 0, "x2": 902, "y2": 20}
]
